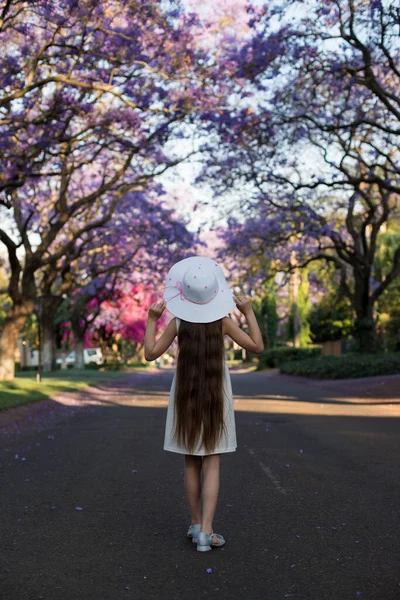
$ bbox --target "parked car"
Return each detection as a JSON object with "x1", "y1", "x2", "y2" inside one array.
[{"x1": 56, "y1": 348, "x2": 105, "y2": 366}]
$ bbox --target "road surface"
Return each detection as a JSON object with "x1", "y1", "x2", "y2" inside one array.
[{"x1": 1, "y1": 369, "x2": 399, "y2": 600}]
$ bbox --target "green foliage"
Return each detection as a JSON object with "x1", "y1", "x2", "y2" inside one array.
[
  {"x1": 286, "y1": 268, "x2": 313, "y2": 346},
  {"x1": 377, "y1": 308, "x2": 400, "y2": 352},
  {"x1": 297, "y1": 269, "x2": 313, "y2": 346},
  {"x1": 257, "y1": 345, "x2": 322, "y2": 369},
  {"x1": 102, "y1": 361, "x2": 124, "y2": 371},
  {"x1": 84, "y1": 361, "x2": 102, "y2": 370},
  {"x1": 373, "y1": 227, "x2": 400, "y2": 351},
  {"x1": 252, "y1": 278, "x2": 279, "y2": 348},
  {"x1": 280, "y1": 352, "x2": 400, "y2": 379},
  {"x1": 84, "y1": 360, "x2": 149, "y2": 370},
  {"x1": 0, "y1": 293, "x2": 11, "y2": 328},
  {"x1": 309, "y1": 290, "x2": 354, "y2": 342},
  {"x1": 373, "y1": 226, "x2": 400, "y2": 282}
]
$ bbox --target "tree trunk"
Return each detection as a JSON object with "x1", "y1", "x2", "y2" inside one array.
[
  {"x1": 75, "y1": 337, "x2": 85, "y2": 369},
  {"x1": 354, "y1": 274, "x2": 377, "y2": 353},
  {"x1": 60, "y1": 349, "x2": 69, "y2": 370},
  {"x1": 289, "y1": 254, "x2": 302, "y2": 347},
  {"x1": 40, "y1": 296, "x2": 62, "y2": 371},
  {"x1": 42, "y1": 316, "x2": 56, "y2": 372},
  {"x1": 354, "y1": 310, "x2": 377, "y2": 353},
  {"x1": 71, "y1": 313, "x2": 87, "y2": 370},
  {"x1": 0, "y1": 302, "x2": 34, "y2": 380}
]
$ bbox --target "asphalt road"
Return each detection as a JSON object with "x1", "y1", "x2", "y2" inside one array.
[{"x1": 1, "y1": 369, "x2": 399, "y2": 600}]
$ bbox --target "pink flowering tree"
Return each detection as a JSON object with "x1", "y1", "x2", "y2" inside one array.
[
  {"x1": 89, "y1": 283, "x2": 161, "y2": 363},
  {"x1": 35, "y1": 187, "x2": 198, "y2": 369}
]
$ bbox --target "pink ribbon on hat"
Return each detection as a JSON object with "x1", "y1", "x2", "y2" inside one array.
[{"x1": 164, "y1": 280, "x2": 218, "y2": 305}]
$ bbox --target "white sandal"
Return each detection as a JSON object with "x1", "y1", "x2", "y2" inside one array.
[
  {"x1": 196, "y1": 531, "x2": 225, "y2": 552},
  {"x1": 187, "y1": 523, "x2": 201, "y2": 543}
]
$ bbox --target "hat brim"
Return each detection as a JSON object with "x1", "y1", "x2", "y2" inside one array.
[{"x1": 163, "y1": 256, "x2": 236, "y2": 323}]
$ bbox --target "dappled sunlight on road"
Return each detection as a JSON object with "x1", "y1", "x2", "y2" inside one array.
[
  {"x1": 51, "y1": 385, "x2": 400, "y2": 418},
  {"x1": 232, "y1": 397, "x2": 400, "y2": 417}
]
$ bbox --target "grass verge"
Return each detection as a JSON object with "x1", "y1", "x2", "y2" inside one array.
[{"x1": 0, "y1": 369, "x2": 127, "y2": 411}]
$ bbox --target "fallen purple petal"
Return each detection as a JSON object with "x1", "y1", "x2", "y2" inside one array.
[
  {"x1": 132, "y1": 469, "x2": 138, "y2": 473},
  {"x1": 14, "y1": 454, "x2": 19, "y2": 459},
  {"x1": 206, "y1": 568, "x2": 212, "y2": 574},
  {"x1": 21, "y1": 457, "x2": 26, "y2": 461},
  {"x1": 75, "y1": 506, "x2": 83, "y2": 511}
]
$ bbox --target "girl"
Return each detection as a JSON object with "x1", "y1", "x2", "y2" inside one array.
[{"x1": 144, "y1": 256, "x2": 263, "y2": 551}]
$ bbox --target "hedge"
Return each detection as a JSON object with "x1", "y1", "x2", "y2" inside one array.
[
  {"x1": 257, "y1": 346, "x2": 322, "y2": 369},
  {"x1": 279, "y1": 352, "x2": 400, "y2": 379}
]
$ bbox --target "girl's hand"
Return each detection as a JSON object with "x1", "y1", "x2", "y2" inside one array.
[
  {"x1": 148, "y1": 300, "x2": 166, "y2": 321},
  {"x1": 233, "y1": 295, "x2": 253, "y2": 316}
]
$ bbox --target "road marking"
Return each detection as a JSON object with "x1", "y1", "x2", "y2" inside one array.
[{"x1": 248, "y1": 448, "x2": 287, "y2": 495}]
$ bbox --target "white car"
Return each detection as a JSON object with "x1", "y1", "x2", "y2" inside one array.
[{"x1": 56, "y1": 348, "x2": 104, "y2": 366}]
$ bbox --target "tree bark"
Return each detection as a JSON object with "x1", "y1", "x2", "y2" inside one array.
[
  {"x1": 71, "y1": 314, "x2": 86, "y2": 370},
  {"x1": 42, "y1": 319, "x2": 56, "y2": 372},
  {"x1": 354, "y1": 306, "x2": 377, "y2": 353},
  {"x1": 40, "y1": 296, "x2": 62, "y2": 371},
  {"x1": 0, "y1": 301, "x2": 34, "y2": 380},
  {"x1": 354, "y1": 274, "x2": 378, "y2": 353},
  {"x1": 289, "y1": 253, "x2": 302, "y2": 347},
  {"x1": 60, "y1": 349, "x2": 69, "y2": 370},
  {"x1": 75, "y1": 337, "x2": 85, "y2": 369}
]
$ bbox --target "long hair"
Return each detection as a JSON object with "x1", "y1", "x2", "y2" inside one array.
[{"x1": 172, "y1": 318, "x2": 227, "y2": 454}]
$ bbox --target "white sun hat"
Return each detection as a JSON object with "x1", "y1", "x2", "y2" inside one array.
[{"x1": 163, "y1": 256, "x2": 236, "y2": 323}]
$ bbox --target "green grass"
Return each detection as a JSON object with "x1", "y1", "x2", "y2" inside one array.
[{"x1": 0, "y1": 369, "x2": 127, "y2": 411}]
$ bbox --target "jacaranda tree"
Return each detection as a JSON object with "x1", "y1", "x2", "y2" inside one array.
[
  {"x1": 35, "y1": 187, "x2": 197, "y2": 370},
  {"x1": 198, "y1": 0, "x2": 400, "y2": 352},
  {"x1": 0, "y1": 0, "x2": 219, "y2": 379}
]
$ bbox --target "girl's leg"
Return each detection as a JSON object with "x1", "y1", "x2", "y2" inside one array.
[
  {"x1": 201, "y1": 453, "x2": 221, "y2": 538},
  {"x1": 184, "y1": 454, "x2": 202, "y2": 524}
]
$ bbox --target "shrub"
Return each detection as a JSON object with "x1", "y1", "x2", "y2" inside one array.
[
  {"x1": 279, "y1": 352, "x2": 400, "y2": 379},
  {"x1": 127, "y1": 361, "x2": 150, "y2": 368},
  {"x1": 257, "y1": 346, "x2": 322, "y2": 369},
  {"x1": 103, "y1": 361, "x2": 124, "y2": 371},
  {"x1": 84, "y1": 362, "x2": 101, "y2": 370}
]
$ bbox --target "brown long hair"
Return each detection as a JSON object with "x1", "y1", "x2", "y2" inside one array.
[{"x1": 172, "y1": 318, "x2": 227, "y2": 454}]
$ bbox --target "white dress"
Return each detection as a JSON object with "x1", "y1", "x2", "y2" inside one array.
[{"x1": 163, "y1": 317, "x2": 237, "y2": 456}]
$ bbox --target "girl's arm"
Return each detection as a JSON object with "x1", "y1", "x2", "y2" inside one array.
[
  {"x1": 222, "y1": 295, "x2": 264, "y2": 354},
  {"x1": 144, "y1": 300, "x2": 177, "y2": 361}
]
